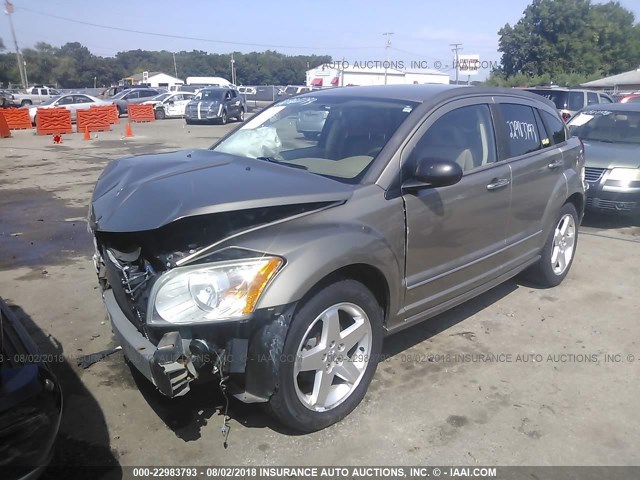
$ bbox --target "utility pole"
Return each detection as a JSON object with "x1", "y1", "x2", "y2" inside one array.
[
  {"x1": 172, "y1": 52, "x2": 178, "y2": 79},
  {"x1": 230, "y1": 53, "x2": 236, "y2": 85},
  {"x1": 4, "y1": 1, "x2": 27, "y2": 89},
  {"x1": 450, "y1": 43, "x2": 462, "y2": 85},
  {"x1": 383, "y1": 32, "x2": 394, "y2": 85}
]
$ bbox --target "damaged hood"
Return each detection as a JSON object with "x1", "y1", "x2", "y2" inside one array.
[{"x1": 90, "y1": 149, "x2": 354, "y2": 232}]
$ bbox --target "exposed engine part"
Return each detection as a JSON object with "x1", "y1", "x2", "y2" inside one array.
[{"x1": 105, "y1": 248, "x2": 154, "y2": 327}]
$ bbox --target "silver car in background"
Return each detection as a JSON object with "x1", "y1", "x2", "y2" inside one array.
[{"x1": 24, "y1": 93, "x2": 113, "y2": 124}]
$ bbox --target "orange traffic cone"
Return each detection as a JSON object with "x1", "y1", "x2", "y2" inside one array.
[
  {"x1": 83, "y1": 126, "x2": 91, "y2": 140},
  {"x1": 125, "y1": 122, "x2": 133, "y2": 138}
]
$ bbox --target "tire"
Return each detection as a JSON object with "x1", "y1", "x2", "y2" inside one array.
[
  {"x1": 118, "y1": 106, "x2": 125, "y2": 117},
  {"x1": 523, "y1": 202, "x2": 579, "y2": 287},
  {"x1": 219, "y1": 110, "x2": 227, "y2": 125},
  {"x1": 20, "y1": 100, "x2": 32, "y2": 107},
  {"x1": 155, "y1": 108, "x2": 166, "y2": 120},
  {"x1": 303, "y1": 132, "x2": 319, "y2": 139},
  {"x1": 267, "y1": 279, "x2": 383, "y2": 432},
  {"x1": 236, "y1": 108, "x2": 245, "y2": 122}
]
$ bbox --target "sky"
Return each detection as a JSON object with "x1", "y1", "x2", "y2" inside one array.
[{"x1": 2, "y1": 0, "x2": 640, "y2": 81}]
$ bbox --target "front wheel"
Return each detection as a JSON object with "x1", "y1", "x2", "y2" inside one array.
[
  {"x1": 20, "y1": 100, "x2": 32, "y2": 107},
  {"x1": 219, "y1": 110, "x2": 228, "y2": 125},
  {"x1": 523, "y1": 202, "x2": 578, "y2": 287},
  {"x1": 236, "y1": 108, "x2": 244, "y2": 122},
  {"x1": 267, "y1": 280, "x2": 383, "y2": 432},
  {"x1": 154, "y1": 108, "x2": 166, "y2": 120}
]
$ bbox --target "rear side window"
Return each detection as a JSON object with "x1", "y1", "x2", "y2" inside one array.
[
  {"x1": 599, "y1": 94, "x2": 613, "y2": 103},
  {"x1": 499, "y1": 104, "x2": 541, "y2": 157},
  {"x1": 587, "y1": 92, "x2": 599, "y2": 105},
  {"x1": 567, "y1": 92, "x2": 584, "y2": 111},
  {"x1": 540, "y1": 110, "x2": 567, "y2": 145}
]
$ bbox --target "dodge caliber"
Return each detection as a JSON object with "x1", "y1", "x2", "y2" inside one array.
[{"x1": 89, "y1": 85, "x2": 585, "y2": 432}]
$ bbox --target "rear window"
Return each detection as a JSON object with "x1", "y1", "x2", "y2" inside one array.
[
  {"x1": 526, "y1": 90, "x2": 583, "y2": 111},
  {"x1": 499, "y1": 104, "x2": 542, "y2": 157}
]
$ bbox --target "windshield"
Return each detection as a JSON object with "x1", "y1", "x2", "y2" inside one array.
[
  {"x1": 193, "y1": 89, "x2": 225, "y2": 101},
  {"x1": 568, "y1": 109, "x2": 640, "y2": 144},
  {"x1": 213, "y1": 95, "x2": 417, "y2": 183}
]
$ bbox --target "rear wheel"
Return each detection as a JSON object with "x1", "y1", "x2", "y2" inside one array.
[
  {"x1": 267, "y1": 280, "x2": 383, "y2": 432},
  {"x1": 523, "y1": 202, "x2": 578, "y2": 287}
]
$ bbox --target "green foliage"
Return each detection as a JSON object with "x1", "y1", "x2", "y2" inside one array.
[
  {"x1": 0, "y1": 43, "x2": 331, "y2": 88},
  {"x1": 484, "y1": 70, "x2": 604, "y2": 87},
  {"x1": 497, "y1": 0, "x2": 640, "y2": 79}
]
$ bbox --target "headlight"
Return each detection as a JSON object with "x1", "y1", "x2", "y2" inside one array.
[
  {"x1": 608, "y1": 168, "x2": 640, "y2": 182},
  {"x1": 149, "y1": 257, "x2": 283, "y2": 324}
]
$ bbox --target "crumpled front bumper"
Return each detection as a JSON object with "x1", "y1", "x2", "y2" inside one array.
[
  {"x1": 103, "y1": 289, "x2": 197, "y2": 397},
  {"x1": 102, "y1": 288, "x2": 297, "y2": 402}
]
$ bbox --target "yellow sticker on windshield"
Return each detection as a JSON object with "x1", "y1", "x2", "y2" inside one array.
[{"x1": 542, "y1": 138, "x2": 550, "y2": 146}]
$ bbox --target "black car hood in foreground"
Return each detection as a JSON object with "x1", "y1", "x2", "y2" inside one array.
[{"x1": 91, "y1": 149, "x2": 354, "y2": 232}]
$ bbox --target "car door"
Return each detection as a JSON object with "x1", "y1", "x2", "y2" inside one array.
[
  {"x1": 55, "y1": 95, "x2": 76, "y2": 117},
  {"x1": 177, "y1": 94, "x2": 194, "y2": 116},
  {"x1": 493, "y1": 101, "x2": 567, "y2": 263},
  {"x1": 71, "y1": 95, "x2": 94, "y2": 120},
  {"x1": 226, "y1": 90, "x2": 238, "y2": 117},
  {"x1": 124, "y1": 90, "x2": 139, "y2": 105},
  {"x1": 401, "y1": 99, "x2": 511, "y2": 318}
]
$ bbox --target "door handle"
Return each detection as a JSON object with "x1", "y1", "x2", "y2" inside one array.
[
  {"x1": 486, "y1": 178, "x2": 510, "y2": 191},
  {"x1": 548, "y1": 159, "x2": 563, "y2": 169}
]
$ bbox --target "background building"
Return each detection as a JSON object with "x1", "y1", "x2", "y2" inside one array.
[
  {"x1": 580, "y1": 68, "x2": 640, "y2": 92},
  {"x1": 121, "y1": 71, "x2": 184, "y2": 88},
  {"x1": 306, "y1": 64, "x2": 449, "y2": 87}
]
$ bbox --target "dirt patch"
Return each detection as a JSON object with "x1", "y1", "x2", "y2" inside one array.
[{"x1": 0, "y1": 187, "x2": 92, "y2": 269}]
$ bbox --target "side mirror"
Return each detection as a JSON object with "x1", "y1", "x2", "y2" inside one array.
[
  {"x1": 168, "y1": 100, "x2": 174, "y2": 105},
  {"x1": 403, "y1": 158, "x2": 463, "y2": 191}
]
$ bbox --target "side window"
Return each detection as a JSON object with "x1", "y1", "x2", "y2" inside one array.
[
  {"x1": 541, "y1": 110, "x2": 567, "y2": 145},
  {"x1": 599, "y1": 94, "x2": 613, "y2": 104},
  {"x1": 568, "y1": 92, "x2": 584, "y2": 111},
  {"x1": 74, "y1": 95, "x2": 91, "y2": 103},
  {"x1": 125, "y1": 91, "x2": 138, "y2": 99},
  {"x1": 225, "y1": 91, "x2": 231, "y2": 100},
  {"x1": 141, "y1": 90, "x2": 155, "y2": 98},
  {"x1": 57, "y1": 96, "x2": 75, "y2": 105},
  {"x1": 229, "y1": 90, "x2": 237, "y2": 98},
  {"x1": 408, "y1": 104, "x2": 497, "y2": 172},
  {"x1": 587, "y1": 92, "x2": 599, "y2": 105},
  {"x1": 499, "y1": 104, "x2": 541, "y2": 157}
]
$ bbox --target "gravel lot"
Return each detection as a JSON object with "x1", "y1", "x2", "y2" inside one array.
[{"x1": 1, "y1": 118, "x2": 639, "y2": 475}]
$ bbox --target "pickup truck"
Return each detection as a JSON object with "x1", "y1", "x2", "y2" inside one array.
[{"x1": 7, "y1": 87, "x2": 61, "y2": 107}]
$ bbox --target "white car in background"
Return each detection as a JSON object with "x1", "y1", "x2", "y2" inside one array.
[
  {"x1": 143, "y1": 92, "x2": 196, "y2": 119},
  {"x1": 24, "y1": 93, "x2": 112, "y2": 124}
]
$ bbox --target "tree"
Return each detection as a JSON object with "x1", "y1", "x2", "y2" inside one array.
[
  {"x1": 496, "y1": 0, "x2": 640, "y2": 79},
  {"x1": 0, "y1": 40, "x2": 331, "y2": 88}
]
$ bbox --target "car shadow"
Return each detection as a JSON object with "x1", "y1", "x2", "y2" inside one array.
[
  {"x1": 581, "y1": 211, "x2": 640, "y2": 229},
  {"x1": 129, "y1": 361, "x2": 303, "y2": 443},
  {"x1": 131, "y1": 280, "x2": 520, "y2": 439},
  {"x1": 7, "y1": 304, "x2": 122, "y2": 480}
]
